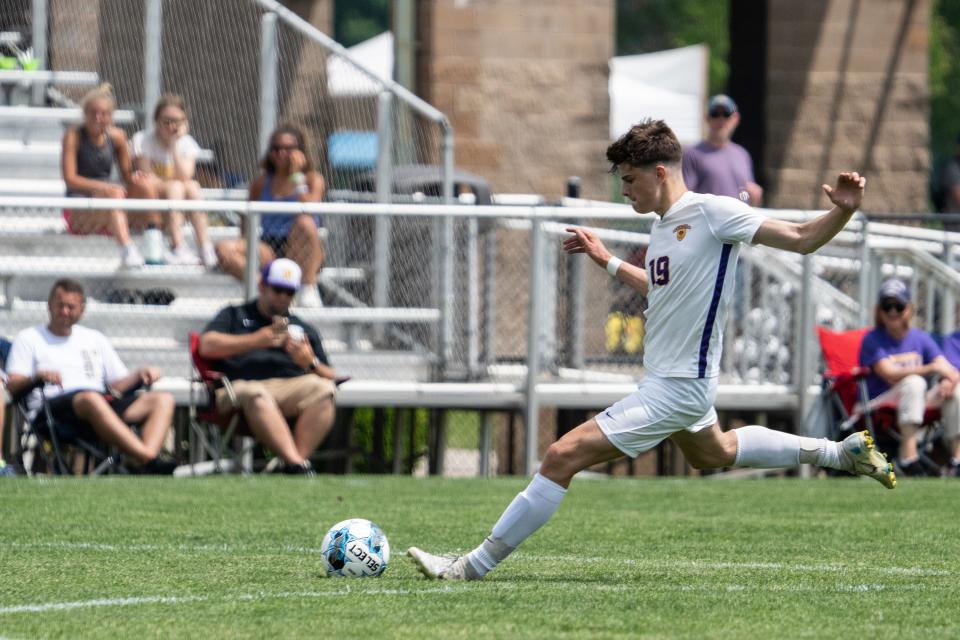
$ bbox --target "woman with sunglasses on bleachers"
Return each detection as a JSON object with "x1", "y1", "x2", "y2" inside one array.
[
  {"x1": 858, "y1": 278, "x2": 960, "y2": 476},
  {"x1": 215, "y1": 125, "x2": 326, "y2": 308}
]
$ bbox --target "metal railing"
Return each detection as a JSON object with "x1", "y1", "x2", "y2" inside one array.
[{"x1": 8, "y1": 197, "x2": 957, "y2": 472}]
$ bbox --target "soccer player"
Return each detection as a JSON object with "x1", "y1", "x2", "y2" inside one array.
[{"x1": 408, "y1": 119, "x2": 895, "y2": 582}]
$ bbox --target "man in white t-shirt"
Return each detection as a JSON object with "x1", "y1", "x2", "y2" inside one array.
[
  {"x1": 408, "y1": 118, "x2": 896, "y2": 582},
  {"x1": 5, "y1": 279, "x2": 177, "y2": 474}
]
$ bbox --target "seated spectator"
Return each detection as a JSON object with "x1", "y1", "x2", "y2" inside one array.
[
  {"x1": 858, "y1": 278, "x2": 960, "y2": 476},
  {"x1": 131, "y1": 94, "x2": 217, "y2": 268},
  {"x1": 199, "y1": 259, "x2": 338, "y2": 473},
  {"x1": 216, "y1": 125, "x2": 326, "y2": 307},
  {"x1": 0, "y1": 376, "x2": 13, "y2": 476},
  {"x1": 4, "y1": 279, "x2": 177, "y2": 474},
  {"x1": 61, "y1": 83, "x2": 159, "y2": 268},
  {"x1": 935, "y1": 330, "x2": 960, "y2": 476}
]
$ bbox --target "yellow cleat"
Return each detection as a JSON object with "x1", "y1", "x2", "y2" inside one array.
[{"x1": 842, "y1": 430, "x2": 896, "y2": 489}]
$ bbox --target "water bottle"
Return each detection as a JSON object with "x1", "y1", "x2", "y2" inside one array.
[{"x1": 143, "y1": 224, "x2": 164, "y2": 265}]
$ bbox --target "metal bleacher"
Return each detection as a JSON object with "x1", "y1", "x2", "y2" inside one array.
[{"x1": 0, "y1": 104, "x2": 440, "y2": 395}]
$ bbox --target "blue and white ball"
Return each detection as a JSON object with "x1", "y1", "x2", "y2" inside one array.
[{"x1": 321, "y1": 518, "x2": 391, "y2": 577}]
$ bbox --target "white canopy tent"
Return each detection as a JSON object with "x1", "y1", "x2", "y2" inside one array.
[
  {"x1": 327, "y1": 31, "x2": 394, "y2": 95},
  {"x1": 609, "y1": 44, "x2": 707, "y2": 144}
]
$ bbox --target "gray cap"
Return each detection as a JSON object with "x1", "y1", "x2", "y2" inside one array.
[
  {"x1": 707, "y1": 94, "x2": 738, "y2": 116},
  {"x1": 878, "y1": 278, "x2": 910, "y2": 304}
]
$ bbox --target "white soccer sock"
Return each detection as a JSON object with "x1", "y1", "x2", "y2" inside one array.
[
  {"x1": 465, "y1": 473, "x2": 567, "y2": 577},
  {"x1": 733, "y1": 425, "x2": 801, "y2": 468},
  {"x1": 734, "y1": 425, "x2": 851, "y2": 470}
]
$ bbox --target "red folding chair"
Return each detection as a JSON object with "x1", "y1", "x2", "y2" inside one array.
[
  {"x1": 816, "y1": 326, "x2": 944, "y2": 473},
  {"x1": 184, "y1": 331, "x2": 252, "y2": 475}
]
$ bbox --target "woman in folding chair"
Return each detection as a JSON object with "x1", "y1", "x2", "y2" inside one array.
[
  {"x1": 937, "y1": 331, "x2": 960, "y2": 477},
  {"x1": 0, "y1": 373, "x2": 14, "y2": 476},
  {"x1": 859, "y1": 278, "x2": 960, "y2": 477},
  {"x1": 4, "y1": 279, "x2": 178, "y2": 475}
]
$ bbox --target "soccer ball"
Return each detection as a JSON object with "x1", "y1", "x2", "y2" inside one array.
[{"x1": 320, "y1": 518, "x2": 391, "y2": 577}]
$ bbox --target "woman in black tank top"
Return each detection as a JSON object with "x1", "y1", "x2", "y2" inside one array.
[{"x1": 61, "y1": 84, "x2": 160, "y2": 268}]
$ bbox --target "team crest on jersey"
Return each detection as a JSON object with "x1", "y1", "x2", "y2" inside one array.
[{"x1": 673, "y1": 224, "x2": 691, "y2": 241}]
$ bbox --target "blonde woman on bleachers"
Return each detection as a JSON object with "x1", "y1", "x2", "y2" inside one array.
[
  {"x1": 131, "y1": 94, "x2": 217, "y2": 268},
  {"x1": 61, "y1": 83, "x2": 158, "y2": 268}
]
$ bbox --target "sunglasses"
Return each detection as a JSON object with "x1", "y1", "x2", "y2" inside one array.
[
  {"x1": 880, "y1": 300, "x2": 906, "y2": 313},
  {"x1": 271, "y1": 144, "x2": 299, "y2": 152},
  {"x1": 269, "y1": 285, "x2": 296, "y2": 297},
  {"x1": 708, "y1": 108, "x2": 733, "y2": 119},
  {"x1": 159, "y1": 116, "x2": 186, "y2": 126}
]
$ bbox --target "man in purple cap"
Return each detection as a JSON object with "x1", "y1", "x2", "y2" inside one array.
[
  {"x1": 859, "y1": 278, "x2": 960, "y2": 476},
  {"x1": 682, "y1": 94, "x2": 763, "y2": 206},
  {"x1": 199, "y1": 258, "x2": 340, "y2": 474}
]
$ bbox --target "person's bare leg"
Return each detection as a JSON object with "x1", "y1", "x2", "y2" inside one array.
[
  {"x1": 72, "y1": 391, "x2": 153, "y2": 464},
  {"x1": 292, "y1": 397, "x2": 335, "y2": 458},
  {"x1": 126, "y1": 180, "x2": 162, "y2": 229},
  {"x1": 897, "y1": 422, "x2": 920, "y2": 462},
  {"x1": 122, "y1": 392, "x2": 175, "y2": 459},
  {"x1": 184, "y1": 180, "x2": 212, "y2": 249},
  {"x1": 241, "y1": 395, "x2": 306, "y2": 465},
  {"x1": 286, "y1": 215, "x2": 324, "y2": 285},
  {"x1": 160, "y1": 180, "x2": 188, "y2": 249}
]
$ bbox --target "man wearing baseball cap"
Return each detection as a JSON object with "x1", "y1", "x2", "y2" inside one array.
[
  {"x1": 198, "y1": 258, "x2": 340, "y2": 474},
  {"x1": 859, "y1": 278, "x2": 960, "y2": 476},
  {"x1": 682, "y1": 94, "x2": 763, "y2": 206}
]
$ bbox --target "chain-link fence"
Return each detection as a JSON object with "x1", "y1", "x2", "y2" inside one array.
[{"x1": 5, "y1": 196, "x2": 960, "y2": 474}]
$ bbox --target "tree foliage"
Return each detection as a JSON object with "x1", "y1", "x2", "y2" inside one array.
[
  {"x1": 616, "y1": 0, "x2": 729, "y2": 95},
  {"x1": 333, "y1": 0, "x2": 389, "y2": 48},
  {"x1": 931, "y1": 0, "x2": 960, "y2": 160}
]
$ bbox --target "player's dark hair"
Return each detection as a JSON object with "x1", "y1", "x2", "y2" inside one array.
[
  {"x1": 50, "y1": 278, "x2": 86, "y2": 303},
  {"x1": 606, "y1": 119, "x2": 682, "y2": 171}
]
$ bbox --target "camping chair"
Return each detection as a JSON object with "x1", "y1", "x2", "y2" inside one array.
[
  {"x1": 816, "y1": 325, "x2": 945, "y2": 474},
  {"x1": 1, "y1": 336, "x2": 137, "y2": 475},
  {"x1": 184, "y1": 331, "x2": 254, "y2": 475}
]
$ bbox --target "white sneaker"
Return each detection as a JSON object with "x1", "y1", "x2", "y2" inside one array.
[
  {"x1": 166, "y1": 245, "x2": 201, "y2": 265},
  {"x1": 201, "y1": 242, "x2": 218, "y2": 269},
  {"x1": 297, "y1": 285, "x2": 323, "y2": 308},
  {"x1": 120, "y1": 244, "x2": 144, "y2": 268},
  {"x1": 407, "y1": 547, "x2": 478, "y2": 581}
]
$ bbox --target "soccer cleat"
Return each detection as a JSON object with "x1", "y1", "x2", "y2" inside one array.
[
  {"x1": 841, "y1": 431, "x2": 896, "y2": 489},
  {"x1": 407, "y1": 547, "x2": 478, "y2": 581}
]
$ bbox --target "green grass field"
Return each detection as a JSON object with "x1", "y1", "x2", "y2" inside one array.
[{"x1": 2, "y1": 475, "x2": 958, "y2": 639}]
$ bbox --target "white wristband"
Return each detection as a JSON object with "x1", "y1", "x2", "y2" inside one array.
[{"x1": 606, "y1": 256, "x2": 623, "y2": 277}]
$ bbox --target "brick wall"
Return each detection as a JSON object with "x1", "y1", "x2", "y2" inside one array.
[
  {"x1": 418, "y1": 0, "x2": 614, "y2": 199},
  {"x1": 765, "y1": 0, "x2": 929, "y2": 213}
]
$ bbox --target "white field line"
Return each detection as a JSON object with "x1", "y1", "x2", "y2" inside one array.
[
  {"x1": 1, "y1": 541, "x2": 325, "y2": 555},
  {"x1": 514, "y1": 555, "x2": 951, "y2": 577},
  {"x1": 4, "y1": 542, "x2": 950, "y2": 577},
  {"x1": 0, "y1": 586, "x2": 463, "y2": 616},
  {"x1": 0, "y1": 578, "x2": 940, "y2": 618}
]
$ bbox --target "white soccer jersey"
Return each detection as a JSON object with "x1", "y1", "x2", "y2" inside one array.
[
  {"x1": 641, "y1": 191, "x2": 765, "y2": 378},
  {"x1": 5, "y1": 324, "x2": 128, "y2": 416}
]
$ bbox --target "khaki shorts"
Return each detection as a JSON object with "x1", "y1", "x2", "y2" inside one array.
[{"x1": 216, "y1": 374, "x2": 336, "y2": 418}]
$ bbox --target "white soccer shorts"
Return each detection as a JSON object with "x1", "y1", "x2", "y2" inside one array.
[{"x1": 595, "y1": 373, "x2": 718, "y2": 458}]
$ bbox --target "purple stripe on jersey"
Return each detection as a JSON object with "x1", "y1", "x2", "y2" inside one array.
[{"x1": 698, "y1": 243, "x2": 733, "y2": 378}]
